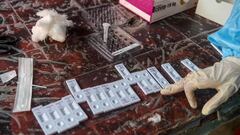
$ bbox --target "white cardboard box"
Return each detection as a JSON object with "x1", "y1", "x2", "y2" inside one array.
[
  {"x1": 196, "y1": 0, "x2": 233, "y2": 25},
  {"x1": 119, "y1": 0, "x2": 198, "y2": 23}
]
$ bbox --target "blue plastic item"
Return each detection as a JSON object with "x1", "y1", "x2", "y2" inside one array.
[{"x1": 208, "y1": 0, "x2": 240, "y2": 58}]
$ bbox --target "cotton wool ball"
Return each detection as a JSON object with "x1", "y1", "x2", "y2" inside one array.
[{"x1": 31, "y1": 9, "x2": 73, "y2": 42}]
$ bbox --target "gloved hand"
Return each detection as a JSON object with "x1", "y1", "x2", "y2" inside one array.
[
  {"x1": 161, "y1": 57, "x2": 240, "y2": 115},
  {"x1": 31, "y1": 9, "x2": 73, "y2": 42}
]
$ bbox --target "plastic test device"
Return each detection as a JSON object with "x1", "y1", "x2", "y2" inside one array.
[
  {"x1": 107, "y1": 80, "x2": 141, "y2": 106},
  {"x1": 161, "y1": 63, "x2": 182, "y2": 83},
  {"x1": 66, "y1": 79, "x2": 86, "y2": 103},
  {"x1": 147, "y1": 67, "x2": 170, "y2": 88},
  {"x1": 84, "y1": 86, "x2": 115, "y2": 115},
  {"x1": 66, "y1": 78, "x2": 141, "y2": 115},
  {"x1": 33, "y1": 59, "x2": 201, "y2": 134},
  {"x1": 181, "y1": 59, "x2": 200, "y2": 72},
  {"x1": 114, "y1": 63, "x2": 162, "y2": 94},
  {"x1": 32, "y1": 95, "x2": 88, "y2": 135},
  {"x1": 131, "y1": 70, "x2": 162, "y2": 94}
]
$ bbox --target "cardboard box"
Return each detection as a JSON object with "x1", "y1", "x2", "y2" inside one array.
[
  {"x1": 119, "y1": 0, "x2": 198, "y2": 23},
  {"x1": 196, "y1": 0, "x2": 233, "y2": 25}
]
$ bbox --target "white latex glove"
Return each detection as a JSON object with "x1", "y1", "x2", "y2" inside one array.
[
  {"x1": 31, "y1": 9, "x2": 73, "y2": 42},
  {"x1": 161, "y1": 57, "x2": 240, "y2": 115}
]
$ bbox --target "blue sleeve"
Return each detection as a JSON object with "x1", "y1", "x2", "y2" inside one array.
[{"x1": 208, "y1": 0, "x2": 240, "y2": 58}]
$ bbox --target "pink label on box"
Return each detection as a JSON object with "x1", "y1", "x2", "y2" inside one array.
[{"x1": 127, "y1": 0, "x2": 153, "y2": 15}]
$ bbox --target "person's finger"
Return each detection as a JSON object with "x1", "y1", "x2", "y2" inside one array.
[
  {"x1": 161, "y1": 68, "x2": 218, "y2": 96},
  {"x1": 161, "y1": 70, "x2": 201, "y2": 95},
  {"x1": 182, "y1": 68, "x2": 219, "y2": 109},
  {"x1": 202, "y1": 84, "x2": 236, "y2": 115},
  {"x1": 161, "y1": 79, "x2": 184, "y2": 95},
  {"x1": 184, "y1": 81, "x2": 198, "y2": 109},
  {"x1": 189, "y1": 69, "x2": 220, "y2": 89}
]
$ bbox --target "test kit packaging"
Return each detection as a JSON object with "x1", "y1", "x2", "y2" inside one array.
[
  {"x1": 119, "y1": 0, "x2": 198, "y2": 23},
  {"x1": 196, "y1": 0, "x2": 233, "y2": 25}
]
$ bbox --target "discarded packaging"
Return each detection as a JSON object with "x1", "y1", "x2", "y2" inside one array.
[
  {"x1": 0, "y1": 70, "x2": 17, "y2": 83},
  {"x1": 13, "y1": 58, "x2": 33, "y2": 113}
]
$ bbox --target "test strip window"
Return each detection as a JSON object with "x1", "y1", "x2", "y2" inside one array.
[
  {"x1": 32, "y1": 106, "x2": 57, "y2": 135},
  {"x1": 114, "y1": 63, "x2": 131, "y2": 78},
  {"x1": 62, "y1": 95, "x2": 88, "y2": 122},
  {"x1": 147, "y1": 67, "x2": 170, "y2": 88},
  {"x1": 161, "y1": 63, "x2": 182, "y2": 82},
  {"x1": 66, "y1": 79, "x2": 86, "y2": 103},
  {"x1": 66, "y1": 79, "x2": 81, "y2": 93},
  {"x1": 181, "y1": 59, "x2": 200, "y2": 72},
  {"x1": 133, "y1": 70, "x2": 161, "y2": 94}
]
